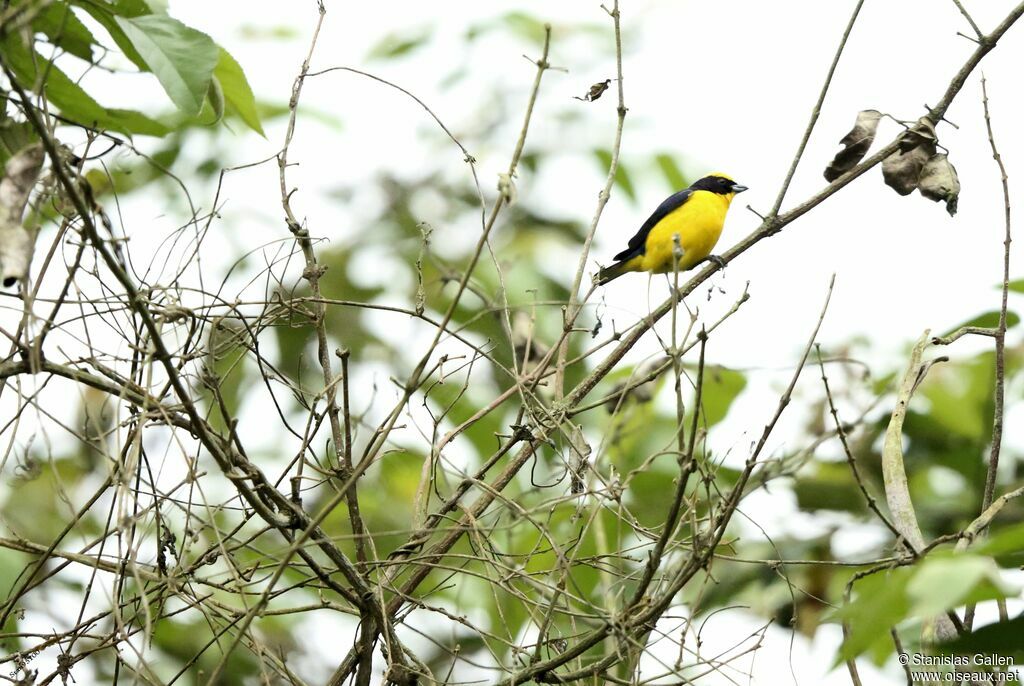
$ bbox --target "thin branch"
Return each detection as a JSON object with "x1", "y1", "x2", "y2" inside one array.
[
  {"x1": 496, "y1": 276, "x2": 835, "y2": 686},
  {"x1": 951, "y1": 0, "x2": 984, "y2": 40},
  {"x1": 553, "y1": 0, "x2": 626, "y2": 399},
  {"x1": 931, "y1": 325, "x2": 997, "y2": 345},
  {"x1": 957, "y1": 485, "x2": 1024, "y2": 552},
  {"x1": 771, "y1": 0, "x2": 865, "y2": 217},
  {"x1": 817, "y1": 346, "x2": 902, "y2": 540},
  {"x1": 964, "y1": 73, "x2": 1012, "y2": 632},
  {"x1": 977, "y1": 73, "x2": 1011, "y2": 520}
]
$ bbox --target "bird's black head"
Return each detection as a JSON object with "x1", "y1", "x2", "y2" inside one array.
[{"x1": 690, "y1": 174, "x2": 748, "y2": 195}]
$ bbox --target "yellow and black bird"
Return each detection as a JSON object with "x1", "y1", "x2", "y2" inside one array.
[{"x1": 596, "y1": 173, "x2": 747, "y2": 285}]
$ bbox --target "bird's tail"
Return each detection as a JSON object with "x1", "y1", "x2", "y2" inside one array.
[{"x1": 595, "y1": 260, "x2": 630, "y2": 286}]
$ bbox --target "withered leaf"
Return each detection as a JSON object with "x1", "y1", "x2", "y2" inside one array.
[
  {"x1": 575, "y1": 79, "x2": 611, "y2": 102},
  {"x1": 882, "y1": 119, "x2": 937, "y2": 196},
  {"x1": 824, "y1": 109, "x2": 881, "y2": 182},
  {"x1": 897, "y1": 117, "x2": 937, "y2": 153},
  {"x1": 882, "y1": 146, "x2": 933, "y2": 196},
  {"x1": 918, "y1": 153, "x2": 960, "y2": 216}
]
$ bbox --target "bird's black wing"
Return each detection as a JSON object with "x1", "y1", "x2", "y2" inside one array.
[{"x1": 612, "y1": 188, "x2": 694, "y2": 261}]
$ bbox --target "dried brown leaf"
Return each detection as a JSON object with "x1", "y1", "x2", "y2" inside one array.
[
  {"x1": 897, "y1": 117, "x2": 937, "y2": 153},
  {"x1": 824, "y1": 109, "x2": 881, "y2": 182},
  {"x1": 882, "y1": 119, "x2": 937, "y2": 196},
  {"x1": 918, "y1": 153, "x2": 960, "y2": 216}
]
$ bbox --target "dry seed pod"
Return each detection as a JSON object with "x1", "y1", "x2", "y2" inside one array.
[
  {"x1": 918, "y1": 153, "x2": 960, "y2": 216},
  {"x1": 824, "y1": 109, "x2": 882, "y2": 182},
  {"x1": 0, "y1": 143, "x2": 44, "y2": 287}
]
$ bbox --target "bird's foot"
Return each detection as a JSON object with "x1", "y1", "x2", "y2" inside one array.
[{"x1": 703, "y1": 254, "x2": 727, "y2": 271}]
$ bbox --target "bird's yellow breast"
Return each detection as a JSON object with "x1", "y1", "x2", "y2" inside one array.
[{"x1": 639, "y1": 190, "x2": 733, "y2": 273}]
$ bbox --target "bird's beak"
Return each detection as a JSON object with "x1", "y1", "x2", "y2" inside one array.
[{"x1": 731, "y1": 185, "x2": 749, "y2": 194}]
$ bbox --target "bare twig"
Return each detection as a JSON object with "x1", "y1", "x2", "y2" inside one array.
[
  {"x1": 771, "y1": 0, "x2": 865, "y2": 216},
  {"x1": 817, "y1": 346, "x2": 902, "y2": 539},
  {"x1": 553, "y1": 0, "x2": 626, "y2": 399},
  {"x1": 964, "y1": 74, "x2": 1013, "y2": 632},
  {"x1": 977, "y1": 74, "x2": 1011, "y2": 522},
  {"x1": 951, "y1": 0, "x2": 984, "y2": 40}
]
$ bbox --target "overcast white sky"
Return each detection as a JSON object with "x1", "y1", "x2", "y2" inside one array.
[{"x1": 18, "y1": 0, "x2": 1024, "y2": 683}]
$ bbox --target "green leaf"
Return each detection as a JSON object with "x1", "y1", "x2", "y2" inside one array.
[
  {"x1": 207, "y1": 78, "x2": 225, "y2": 124},
  {"x1": 793, "y1": 463, "x2": 867, "y2": 513},
  {"x1": 939, "y1": 615, "x2": 1024, "y2": 660},
  {"x1": 104, "y1": 108, "x2": 170, "y2": 136},
  {"x1": 2, "y1": 33, "x2": 103, "y2": 121},
  {"x1": 36, "y1": 3, "x2": 96, "y2": 62},
  {"x1": 204, "y1": 323, "x2": 248, "y2": 432},
  {"x1": 213, "y1": 48, "x2": 264, "y2": 135},
  {"x1": 114, "y1": 14, "x2": 219, "y2": 116},
  {"x1": 466, "y1": 11, "x2": 552, "y2": 44},
  {"x1": 71, "y1": 0, "x2": 151, "y2": 69},
  {"x1": 256, "y1": 101, "x2": 342, "y2": 130},
  {"x1": 655, "y1": 153, "x2": 688, "y2": 191},
  {"x1": 593, "y1": 149, "x2": 636, "y2": 202},
  {"x1": 1007, "y1": 279, "x2": 1024, "y2": 293},
  {"x1": 500, "y1": 11, "x2": 548, "y2": 44},
  {"x1": 919, "y1": 352, "x2": 995, "y2": 442},
  {"x1": 906, "y1": 554, "x2": 1010, "y2": 617},
  {"x1": 111, "y1": 0, "x2": 153, "y2": 16},
  {"x1": 976, "y1": 521, "x2": 1024, "y2": 562},
  {"x1": 941, "y1": 310, "x2": 1020, "y2": 337},
  {"x1": 0, "y1": 34, "x2": 168, "y2": 136},
  {"x1": 84, "y1": 142, "x2": 181, "y2": 198},
  {"x1": 834, "y1": 570, "x2": 911, "y2": 663},
  {"x1": 367, "y1": 28, "x2": 430, "y2": 60},
  {"x1": 0, "y1": 547, "x2": 30, "y2": 635},
  {"x1": 239, "y1": 24, "x2": 300, "y2": 41},
  {"x1": 0, "y1": 118, "x2": 38, "y2": 167},
  {"x1": 693, "y1": 365, "x2": 746, "y2": 427},
  {"x1": 835, "y1": 554, "x2": 1015, "y2": 663}
]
